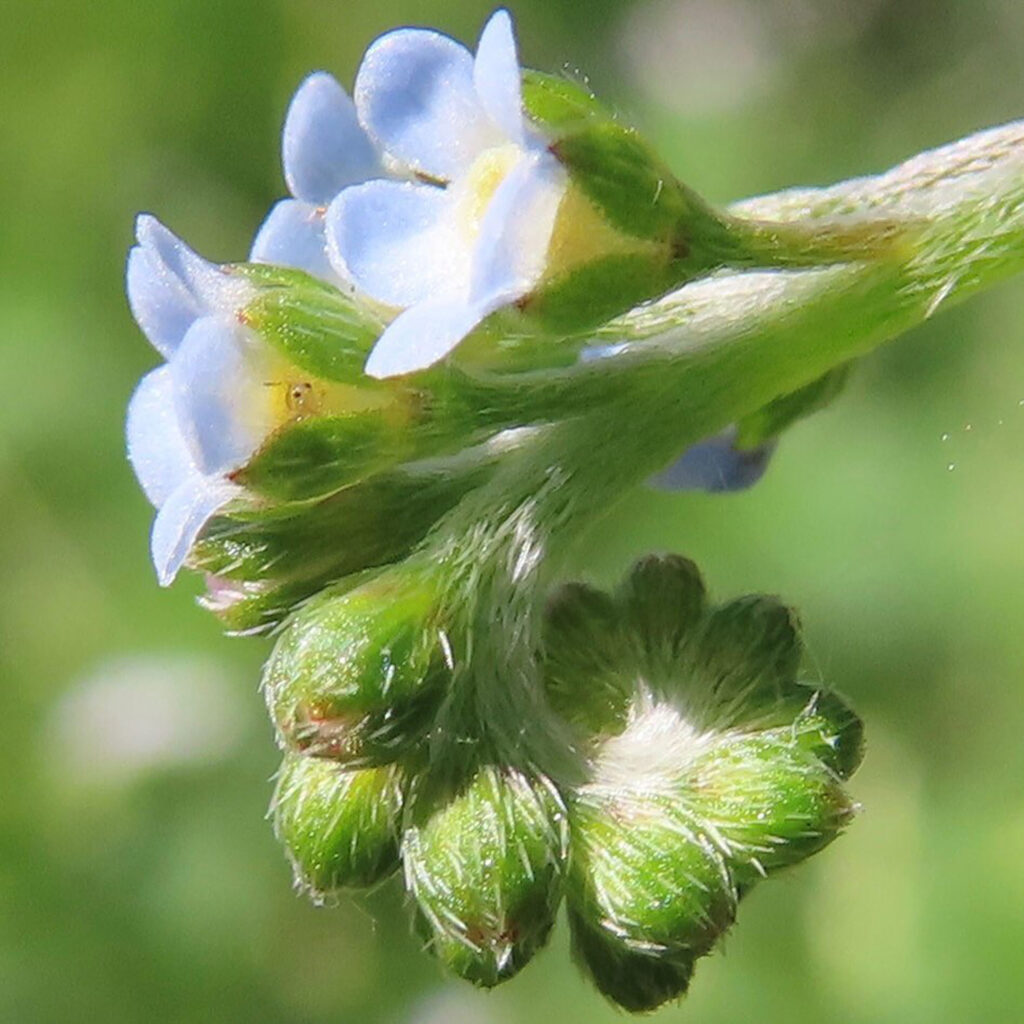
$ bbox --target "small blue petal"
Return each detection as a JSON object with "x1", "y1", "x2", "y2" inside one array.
[
  {"x1": 355, "y1": 26, "x2": 497, "y2": 180},
  {"x1": 473, "y1": 9, "x2": 524, "y2": 143},
  {"x1": 126, "y1": 365, "x2": 196, "y2": 507},
  {"x1": 127, "y1": 216, "x2": 242, "y2": 358},
  {"x1": 151, "y1": 476, "x2": 242, "y2": 587},
  {"x1": 283, "y1": 72, "x2": 382, "y2": 205},
  {"x1": 364, "y1": 295, "x2": 491, "y2": 378},
  {"x1": 326, "y1": 179, "x2": 465, "y2": 308},
  {"x1": 649, "y1": 431, "x2": 776, "y2": 493},
  {"x1": 169, "y1": 316, "x2": 273, "y2": 476},
  {"x1": 470, "y1": 150, "x2": 565, "y2": 306},
  {"x1": 250, "y1": 198, "x2": 342, "y2": 285}
]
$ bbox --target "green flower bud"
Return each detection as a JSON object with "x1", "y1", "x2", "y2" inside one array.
[
  {"x1": 567, "y1": 790, "x2": 737, "y2": 961},
  {"x1": 684, "y1": 734, "x2": 856, "y2": 882},
  {"x1": 264, "y1": 566, "x2": 449, "y2": 765},
  {"x1": 272, "y1": 752, "x2": 405, "y2": 898},
  {"x1": 403, "y1": 766, "x2": 568, "y2": 987},
  {"x1": 539, "y1": 555, "x2": 863, "y2": 1010},
  {"x1": 542, "y1": 582, "x2": 631, "y2": 736}
]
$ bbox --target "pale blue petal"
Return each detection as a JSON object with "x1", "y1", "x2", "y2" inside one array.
[
  {"x1": 473, "y1": 10, "x2": 524, "y2": 143},
  {"x1": 649, "y1": 431, "x2": 776, "y2": 493},
  {"x1": 169, "y1": 316, "x2": 273, "y2": 476},
  {"x1": 126, "y1": 366, "x2": 196, "y2": 507},
  {"x1": 355, "y1": 27, "x2": 498, "y2": 180},
  {"x1": 151, "y1": 476, "x2": 242, "y2": 587},
  {"x1": 326, "y1": 179, "x2": 467, "y2": 307},
  {"x1": 364, "y1": 296, "x2": 492, "y2": 378},
  {"x1": 470, "y1": 151, "x2": 565, "y2": 305},
  {"x1": 127, "y1": 215, "x2": 245, "y2": 358},
  {"x1": 135, "y1": 215, "x2": 216, "y2": 297},
  {"x1": 250, "y1": 198, "x2": 341, "y2": 285},
  {"x1": 283, "y1": 72, "x2": 381, "y2": 204}
]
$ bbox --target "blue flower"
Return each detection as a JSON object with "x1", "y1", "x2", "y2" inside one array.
[
  {"x1": 126, "y1": 217, "x2": 292, "y2": 585},
  {"x1": 250, "y1": 71, "x2": 384, "y2": 287},
  {"x1": 649, "y1": 429, "x2": 776, "y2": 493},
  {"x1": 325, "y1": 9, "x2": 569, "y2": 378}
]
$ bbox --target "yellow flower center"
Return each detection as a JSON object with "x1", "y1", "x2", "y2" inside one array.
[
  {"x1": 451, "y1": 144, "x2": 522, "y2": 241},
  {"x1": 255, "y1": 350, "x2": 399, "y2": 438}
]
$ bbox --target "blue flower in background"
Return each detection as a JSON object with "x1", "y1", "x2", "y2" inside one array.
[
  {"x1": 325, "y1": 9, "x2": 568, "y2": 378},
  {"x1": 649, "y1": 429, "x2": 776, "y2": 493},
  {"x1": 127, "y1": 217, "x2": 283, "y2": 585}
]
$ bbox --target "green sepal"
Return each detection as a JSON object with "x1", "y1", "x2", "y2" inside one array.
[
  {"x1": 735, "y1": 364, "x2": 851, "y2": 449},
  {"x1": 272, "y1": 752, "x2": 405, "y2": 897},
  {"x1": 520, "y1": 71, "x2": 608, "y2": 135},
  {"x1": 263, "y1": 566, "x2": 448, "y2": 765},
  {"x1": 522, "y1": 72, "x2": 700, "y2": 249},
  {"x1": 690, "y1": 595, "x2": 802, "y2": 728},
  {"x1": 241, "y1": 271, "x2": 384, "y2": 384},
  {"x1": 567, "y1": 790, "x2": 737, "y2": 960},
  {"x1": 684, "y1": 734, "x2": 856, "y2": 883},
  {"x1": 788, "y1": 684, "x2": 865, "y2": 780},
  {"x1": 520, "y1": 253, "x2": 678, "y2": 335},
  {"x1": 232, "y1": 410, "x2": 410, "y2": 503},
  {"x1": 404, "y1": 766, "x2": 568, "y2": 988},
  {"x1": 550, "y1": 123, "x2": 695, "y2": 246},
  {"x1": 569, "y1": 909, "x2": 695, "y2": 1013}
]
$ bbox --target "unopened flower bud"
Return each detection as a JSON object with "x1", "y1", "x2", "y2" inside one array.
[
  {"x1": 684, "y1": 734, "x2": 856, "y2": 882},
  {"x1": 403, "y1": 766, "x2": 568, "y2": 987},
  {"x1": 264, "y1": 566, "x2": 450, "y2": 765},
  {"x1": 566, "y1": 790, "x2": 736, "y2": 1006},
  {"x1": 542, "y1": 582, "x2": 631, "y2": 735},
  {"x1": 272, "y1": 752, "x2": 405, "y2": 897}
]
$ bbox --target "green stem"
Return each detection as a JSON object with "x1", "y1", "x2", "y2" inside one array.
[{"x1": 416, "y1": 119, "x2": 1024, "y2": 777}]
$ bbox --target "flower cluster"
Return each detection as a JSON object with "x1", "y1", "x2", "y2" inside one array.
[
  {"x1": 251, "y1": 10, "x2": 569, "y2": 377},
  {"x1": 128, "y1": 8, "x2": 841, "y2": 590},
  {"x1": 121, "y1": 7, "x2": 895, "y2": 1012}
]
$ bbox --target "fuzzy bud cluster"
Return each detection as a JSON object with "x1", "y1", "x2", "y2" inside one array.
[{"x1": 263, "y1": 553, "x2": 861, "y2": 1010}]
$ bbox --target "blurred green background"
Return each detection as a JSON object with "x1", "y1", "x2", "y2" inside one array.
[{"x1": 3, "y1": 0, "x2": 1024, "y2": 1021}]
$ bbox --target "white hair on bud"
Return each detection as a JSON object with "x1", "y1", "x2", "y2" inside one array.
[{"x1": 587, "y1": 687, "x2": 717, "y2": 792}]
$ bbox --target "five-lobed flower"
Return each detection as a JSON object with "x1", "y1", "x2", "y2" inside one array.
[{"x1": 324, "y1": 9, "x2": 571, "y2": 378}]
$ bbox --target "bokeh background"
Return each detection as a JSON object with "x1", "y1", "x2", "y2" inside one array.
[{"x1": 4, "y1": 1, "x2": 1024, "y2": 1021}]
